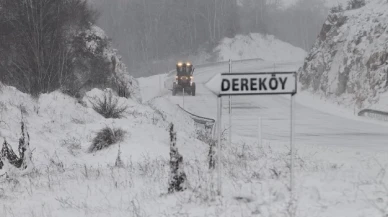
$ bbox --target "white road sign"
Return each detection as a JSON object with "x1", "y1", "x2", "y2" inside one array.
[{"x1": 206, "y1": 72, "x2": 297, "y2": 96}]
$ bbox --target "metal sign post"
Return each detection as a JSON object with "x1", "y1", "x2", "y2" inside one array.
[
  {"x1": 217, "y1": 96, "x2": 222, "y2": 196},
  {"x1": 206, "y1": 71, "x2": 297, "y2": 201},
  {"x1": 228, "y1": 59, "x2": 232, "y2": 148},
  {"x1": 290, "y1": 93, "x2": 295, "y2": 204}
]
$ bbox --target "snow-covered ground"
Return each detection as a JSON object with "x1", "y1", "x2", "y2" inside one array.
[
  {"x1": 368, "y1": 91, "x2": 388, "y2": 112},
  {"x1": 1, "y1": 57, "x2": 388, "y2": 216},
  {"x1": 161, "y1": 60, "x2": 388, "y2": 150},
  {"x1": 138, "y1": 56, "x2": 388, "y2": 216},
  {"x1": 1, "y1": 32, "x2": 388, "y2": 216}
]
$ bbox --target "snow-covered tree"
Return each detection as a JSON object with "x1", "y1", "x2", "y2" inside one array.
[{"x1": 168, "y1": 123, "x2": 187, "y2": 193}]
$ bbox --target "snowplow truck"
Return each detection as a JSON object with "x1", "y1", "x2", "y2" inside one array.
[{"x1": 172, "y1": 62, "x2": 196, "y2": 96}]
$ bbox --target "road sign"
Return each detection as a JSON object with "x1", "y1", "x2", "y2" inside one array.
[
  {"x1": 208, "y1": 70, "x2": 297, "y2": 211},
  {"x1": 206, "y1": 72, "x2": 297, "y2": 96}
]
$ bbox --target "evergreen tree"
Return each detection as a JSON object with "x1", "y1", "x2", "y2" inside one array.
[{"x1": 168, "y1": 123, "x2": 187, "y2": 193}]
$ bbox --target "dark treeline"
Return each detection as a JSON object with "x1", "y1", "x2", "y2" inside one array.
[{"x1": 94, "y1": 0, "x2": 328, "y2": 77}]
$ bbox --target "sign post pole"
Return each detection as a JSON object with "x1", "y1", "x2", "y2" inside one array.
[
  {"x1": 229, "y1": 59, "x2": 232, "y2": 147},
  {"x1": 217, "y1": 96, "x2": 222, "y2": 196},
  {"x1": 290, "y1": 93, "x2": 295, "y2": 206},
  {"x1": 258, "y1": 117, "x2": 262, "y2": 147}
]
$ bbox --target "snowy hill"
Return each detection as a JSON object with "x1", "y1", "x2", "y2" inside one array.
[
  {"x1": 215, "y1": 33, "x2": 307, "y2": 62},
  {"x1": 299, "y1": 0, "x2": 388, "y2": 110},
  {"x1": 0, "y1": 85, "x2": 212, "y2": 216}
]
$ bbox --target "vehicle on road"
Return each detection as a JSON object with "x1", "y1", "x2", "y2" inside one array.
[{"x1": 172, "y1": 62, "x2": 196, "y2": 96}]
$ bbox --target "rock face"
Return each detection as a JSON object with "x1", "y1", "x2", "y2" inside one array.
[{"x1": 299, "y1": 0, "x2": 388, "y2": 109}]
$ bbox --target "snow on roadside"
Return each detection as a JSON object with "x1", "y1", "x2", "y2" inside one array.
[
  {"x1": 137, "y1": 73, "x2": 169, "y2": 103},
  {"x1": 0, "y1": 86, "x2": 205, "y2": 171},
  {"x1": 369, "y1": 91, "x2": 388, "y2": 112},
  {"x1": 136, "y1": 59, "x2": 388, "y2": 216},
  {"x1": 295, "y1": 89, "x2": 388, "y2": 127}
]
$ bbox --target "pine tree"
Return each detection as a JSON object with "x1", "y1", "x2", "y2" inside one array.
[{"x1": 168, "y1": 123, "x2": 187, "y2": 193}]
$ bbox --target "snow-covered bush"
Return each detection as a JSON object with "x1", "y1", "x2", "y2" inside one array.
[
  {"x1": 70, "y1": 26, "x2": 141, "y2": 102},
  {"x1": 168, "y1": 123, "x2": 187, "y2": 193},
  {"x1": 195, "y1": 128, "x2": 216, "y2": 170},
  {"x1": 88, "y1": 127, "x2": 126, "y2": 152},
  {"x1": 0, "y1": 120, "x2": 33, "y2": 174},
  {"x1": 88, "y1": 90, "x2": 128, "y2": 119}
]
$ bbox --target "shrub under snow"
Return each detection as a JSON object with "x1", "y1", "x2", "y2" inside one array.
[
  {"x1": 88, "y1": 90, "x2": 128, "y2": 119},
  {"x1": 88, "y1": 127, "x2": 126, "y2": 153}
]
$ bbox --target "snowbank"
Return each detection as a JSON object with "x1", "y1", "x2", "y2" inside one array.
[
  {"x1": 0, "y1": 86, "x2": 205, "y2": 172},
  {"x1": 215, "y1": 33, "x2": 307, "y2": 62}
]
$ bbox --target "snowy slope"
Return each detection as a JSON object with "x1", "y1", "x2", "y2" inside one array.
[
  {"x1": 299, "y1": 0, "x2": 388, "y2": 111},
  {"x1": 0, "y1": 84, "x2": 223, "y2": 217},
  {"x1": 215, "y1": 33, "x2": 307, "y2": 62}
]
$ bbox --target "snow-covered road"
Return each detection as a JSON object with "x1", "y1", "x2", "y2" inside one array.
[{"x1": 162, "y1": 61, "x2": 388, "y2": 151}]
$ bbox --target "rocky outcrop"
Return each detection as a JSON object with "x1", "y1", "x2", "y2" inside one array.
[{"x1": 299, "y1": 0, "x2": 388, "y2": 109}]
